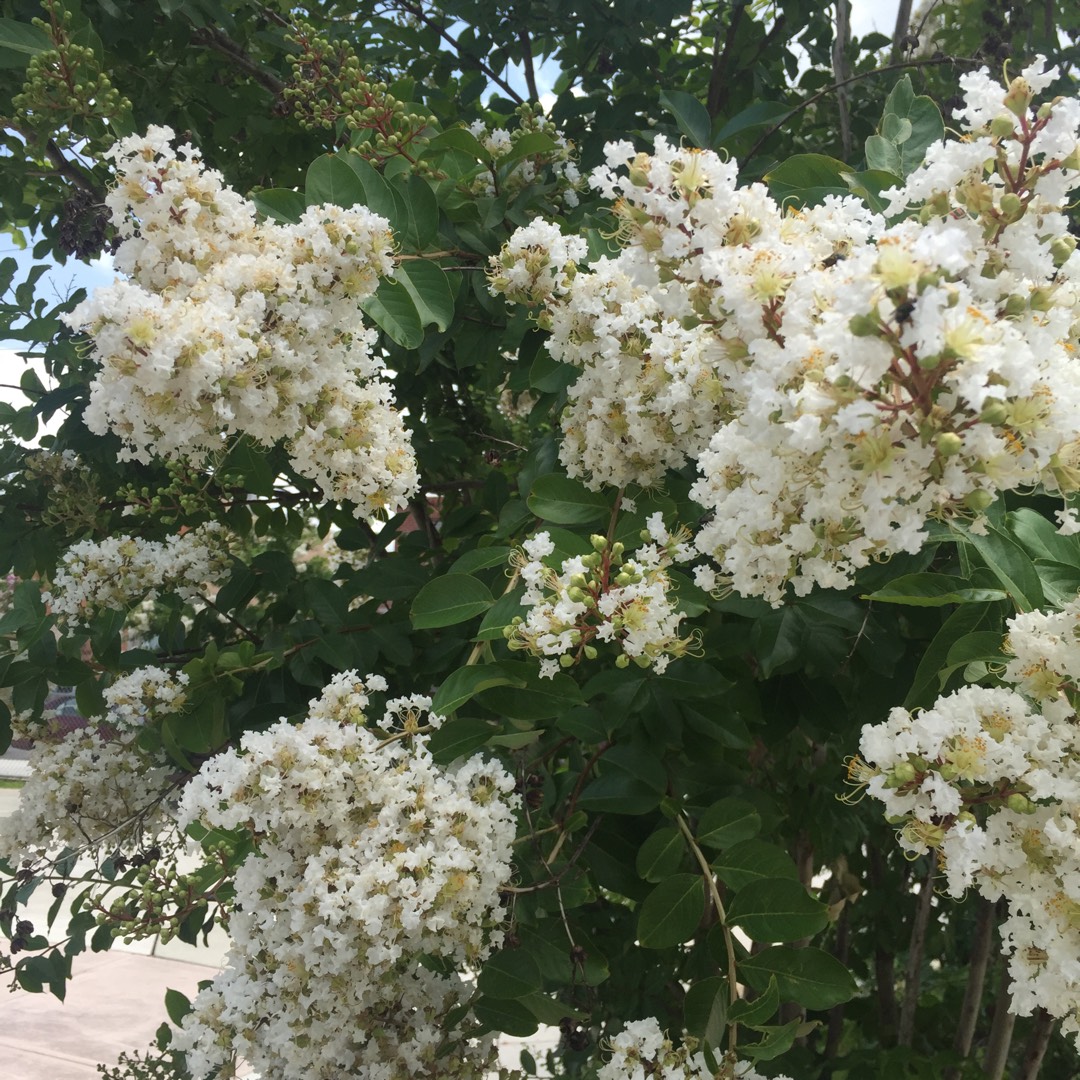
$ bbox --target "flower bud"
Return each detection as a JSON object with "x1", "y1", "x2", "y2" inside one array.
[
  {"x1": 936, "y1": 432, "x2": 963, "y2": 458},
  {"x1": 964, "y1": 488, "x2": 995, "y2": 512},
  {"x1": 989, "y1": 113, "x2": 1017, "y2": 139}
]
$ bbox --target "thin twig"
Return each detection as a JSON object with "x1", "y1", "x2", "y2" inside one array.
[{"x1": 983, "y1": 961, "x2": 1017, "y2": 1080}]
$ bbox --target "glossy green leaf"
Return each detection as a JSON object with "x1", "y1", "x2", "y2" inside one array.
[
  {"x1": 477, "y1": 668, "x2": 584, "y2": 720},
  {"x1": 0, "y1": 18, "x2": 52, "y2": 67},
  {"x1": 684, "y1": 976, "x2": 729, "y2": 1048},
  {"x1": 477, "y1": 948, "x2": 543, "y2": 999},
  {"x1": 739, "y1": 946, "x2": 857, "y2": 1011},
  {"x1": 729, "y1": 976, "x2": 780, "y2": 1026},
  {"x1": 636, "y1": 827, "x2": 684, "y2": 882},
  {"x1": 411, "y1": 574, "x2": 493, "y2": 628},
  {"x1": 427, "y1": 716, "x2": 498, "y2": 764},
  {"x1": 658, "y1": 89, "x2": 712, "y2": 148},
  {"x1": 472, "y1": 996, "x2": 539, "y2": 1037},
  {"x1": 527, "y1": 474, "x2": 611, "y2": 525},
  {"x1": 715, "y1": 100, "x2": 790, "y2": 142},
  {"x1": 637, "y1": 874, "x2": 705, "y2": 948},
  {"x1": 955, "y1": 524, "x2": 1043, "y2": 612},
  {"x1": 862, "y1": 573, "x2": 1007, "y2": 606},
  {"x1": 696, "y1": 798, "x2": 761, "y2": 851},
  {"x1": 578, "y1": 771, "x2": 661, "y2": 815},
  {"x1": 251, "y1": 188, "x2": 304, "y2": 224},
  {"x1": 712, "y1": 840, "x2": 799, "y2": 892},
  {"x1": 740, "y1": 1018, "x2": 801, "y2": 1061},
  {"x1": 430, "y1": 663, "x2": 524, "y2": 715},
  {"x1": 727, "y1": 878, "x2": 829, "y2": 943},
  {"x1": 305, "y1": 154, "x2": 367, "y2": 208},
  {"x1": 360, "y1": 276, "x2": 425, "y2": 348},
  {"x1": 391, "y1": 261, "x2": 455, "y2": 332},
  {"x1": 765, "y1": 154, "x2": 849, "y2": 208}
]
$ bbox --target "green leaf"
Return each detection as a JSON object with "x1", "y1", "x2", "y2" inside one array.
[
  {"x1": 477, "y1": 671, "x2": 583, "y2": 719},
  {"x1": 360, "y1": 276, "x2": 425, "y2": 349},
  {"x1": 164, "y1": 987, "x2": 193, "y2": 1026},
  {"x1": 905, "y1": 603, "x2": 997, "y2": 710},
  {"x1": 712, "y1": 840, "x2": 799, "y2": 892},
  {"x1": 431, "y1": 663, "x2": 525, "y2": 715},
  {"x1": 500, "y1": 131, "x2": 558, "y2": 168},
  {"x1": 727, "y1": 878, "x2": 829, "y2": 943},
  {"x1": 577, "y1": 771, "x2": 661, "y2": 815},
  {"x1": 877, "y1": 74, "x2": 945, "y2": 176},
  {"x1": 696, "y1": 798, "x2": 761, "y2": 851},
  {"x1": 765, "y1": 154, "x2": 850, "y2": 208},
  {"x1": 955, "y1": 524, "x2": 1043, "y2": 612},
  {"x1": 305, "y1": 154, "x2": 367, "y2": 208},
  {"x1": 427, "y1": 716, "x2": 497, "y2": 764},
  {"x1": 864, "y1": 134, "x2": 902, "y2": 177},
  {"x1": 425, "y1": 127, "x2": 492, "y2": 162},
  {"x1": 477, "y1": 948, "x2": 543, "y2": 999},
  {"x1": 251, "y1": 188, "x2": 304, "y2": 224},
  {"x1": 684, "y1": 976, "x2": 729, "y2": 1049},
  {"x1": 411, "y1": 575, "x2": 493, "y2": 629},
  {"x1": 863, "y1": 573, "x2": 1007, "y2": 606},
  {"x1": 740, "y1": 1018, "x2": 801, "y2": 1060},
  {"x1": 637, "y1": 874, "x2": 705, "y2": 948},
  {"x1": 1008, "y1": 508, "x2": 1080, "y2": 568},
  {"x1": 740, "y1": 946, "x2": 856, "y2": 1011},
  {"x1": 527, "y1": 474, "x2": 611, "y2": 525},
  {"x1": 475, "y1": 585, "x2": 526, "y2": 641},
  {"x1": 403, "y1": 175, "x2": 439, "y2": 249},
  {"x1": 472, "y1": 996, "x2": 539, "y2": 1037},
  {"x1": 391, "y1": 261, "x2": 455, "y2": 332},
  {"x1": 449, "y1": 547, "x2": 513, "y2": 574},
  {"x1": 340, "y1": 155, "x2": 401, "y2": 225},
  {"x1": 715, "y1": 101, "x2": 790, "y2": 143},
  {"x1": 658, "y1": 89, "x2": 712, "y2": 148},
  {"x1": 636, "y1": 827, "x2": 685, "y2": 882},
  {"x1": 729, "y1": 976, "x2": 780, "y2": 1026},
  {"x1": 0, "y1": 18, "x2": 52, "y2": 68}
]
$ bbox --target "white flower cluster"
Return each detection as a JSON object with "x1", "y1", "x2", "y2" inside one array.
[
  {"x1": 856, "y1": 597, "x2": 1080, "y2": 1040},
  {"x1": 45, "y1": 522, "x2": 230, "y2": 622},
  {"x1": 466, "y1": 113, "x2": 582, "y2": 207},
  {"x1": 507, "y1": 515, "x2": 698, "y2": 676},
  {"x1": 0, "y1": 666, "x2": 187, "y2": 861},
  {"x1": 63, "y1": 126, "x2": 419, "y2": 520},
  {"x1": 598, "y1": 1017, "x2": 793, "y2": 1080},
  {"x1": 492, "y1": 59, "x2": 1080, "y2": 603},
  {"x1": 173, "y1": 671, "x2": 519, "y2": 1079}
]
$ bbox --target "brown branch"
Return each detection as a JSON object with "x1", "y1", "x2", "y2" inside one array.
[
  {"x1": 1017, "y1": 1009, "x2": 1056, "y2": 1080},
  {"x1": 394, "y1": 1, "x2": 524, "y2": 105},
  {"x1": 707, "y1": 0, "x2": 745, "y2": 119},
  {"x1": 947, "y1": 897, "x2": 996, "y2": 1075},
  {"x1": 189, "y1": 27, "x2": 285, "y2": 95},
  {"x1": 518, "y1": 28, "x2": 539, "y2": 102},
  {"x1": 43, "y1": 139, "x2": 105, "y2": 202},
  {"x1": 983, "y1": 961, "x2": 1017, "y2": 1080},
  {"x1": 890, "y1": 0, "x2": 915, "y2": 62},
  {"x1": 825, "y1": 903, "x2": 851, "y2": 1057},
  {"x1": 898, "y1": 853, "x2": 937, "y2": 1046},
  {"x1": 833, "y1": 0, "x2": 853, "y2": 160}
]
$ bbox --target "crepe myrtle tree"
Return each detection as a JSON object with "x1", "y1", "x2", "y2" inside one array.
[{"x1": 0, "y1": 1, "x2": 1079, "y2": 1078}]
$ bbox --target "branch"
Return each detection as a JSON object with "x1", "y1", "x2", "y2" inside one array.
[
  {"x1": 707, "y1": 0, "x2": 745, "y2": 119},
  {"x1": 1017, "y1": 1009, "x2": 1056, "y2": 1080},
  {"x1": 983, "y1": 961, "x2": 1017, "y2": 1080},
  {"x1": 947, "y1": 897, "x2": 996, "y2": 1075},
  {"x1": 518, "y1": 28, "x2": 539, "y2": 102},
  {"x1": 890, "y1": 0, "x2": 915, "y2": 63},
  {"x1": 43, "y1": 139, "x2": 105, "y2": 202},
  {"x1": 742, "y1": 55, "x2": 981, "y2": 166},
  {"x1": 394, "y1": 1, "x2": 524, "y2": 104},
  {"x1": 833, "y1": 0, "x2": 853, "y2": 160},
  {"x1": 189, "y1": 27, "x2": 285, "y2": 95},
  {"x1": 898, "y1": 853, "x2": 936, "y2": 1046}
]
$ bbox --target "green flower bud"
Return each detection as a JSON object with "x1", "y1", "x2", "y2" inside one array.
[
  {"x1": 936, "y1": 432, "x2": 963, "y2": 458},
  {"x1": 964, "y1": 488, "x2": 995, "y2": 513}
]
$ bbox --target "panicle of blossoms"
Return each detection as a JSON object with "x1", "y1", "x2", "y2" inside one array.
[
  {"x1": 44, "y1": 522, "x2": 230, "y2": 623},
  {"x1": 466, "y1": 104, "x2": 583, "y2": 207},
  {"x1": 506, "y1": 514, "x2": 699, "y2": 677},
  {"x1": 0, "y1": 666, "x2": 187, "y2": 861},
  {"x1": 492, "y1": 62, "x2": 1080, "y2": 604},
  {"x1": 63, "y1": 126, "x2": 419, "y2": 521},
  {"x1": 855, "y1": 597, "x2": 1080, "y2": 1039},
  {"x1": 172, "y1": 670, "x2": 519, "y2": 1079},
  {"x1": 597, "y1": 1017, "x2": 794, "y2": 1080}
]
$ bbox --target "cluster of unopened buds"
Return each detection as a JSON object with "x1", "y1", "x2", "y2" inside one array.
[
  {"x1": 507, "y1": 514, "x2": 699, "y2": 676},
  {"x1": 853, "y1": 597, "x2": 1080, "y2": 1041}
]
